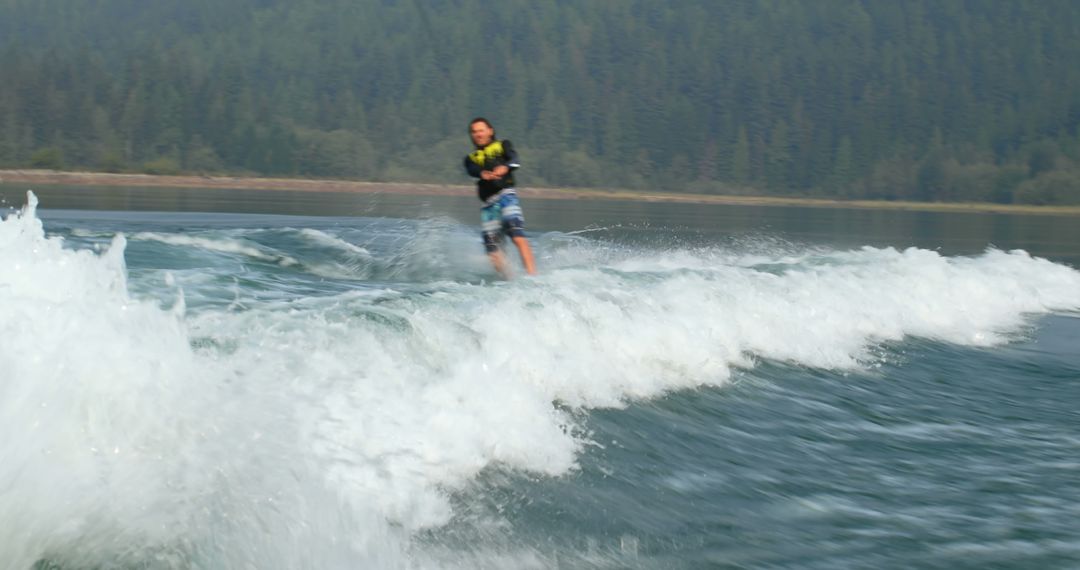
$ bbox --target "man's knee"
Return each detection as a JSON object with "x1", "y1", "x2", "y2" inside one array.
[{"x1": 483, "y1": 232, "x2": 501, "y2": 252}]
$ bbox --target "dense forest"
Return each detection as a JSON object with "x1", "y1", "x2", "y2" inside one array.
[{"x1": 2, "y1": 0, "x2": 1080, "y2": 204}]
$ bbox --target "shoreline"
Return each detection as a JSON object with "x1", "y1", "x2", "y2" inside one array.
[{"x1": 3, "y1": 169, "x2": 1080, "y2": 216}]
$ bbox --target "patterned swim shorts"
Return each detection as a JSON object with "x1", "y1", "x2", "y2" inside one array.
[{"x1": 480, "y1": 190, "x2": 525, "y2": 252}]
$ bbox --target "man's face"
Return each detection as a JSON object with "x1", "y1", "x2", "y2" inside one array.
[{"x1": 470, "y1": 121, "x2": 494, "y2": 147}]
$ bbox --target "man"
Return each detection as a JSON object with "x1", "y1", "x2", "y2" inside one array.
[{"x1": 463, "y1": 117, "x2": 537, "y2": 277}]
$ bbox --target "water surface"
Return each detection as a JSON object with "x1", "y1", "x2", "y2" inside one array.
[{"x1": 1, "y1": 184, "x2": 1079, "y2": 569}]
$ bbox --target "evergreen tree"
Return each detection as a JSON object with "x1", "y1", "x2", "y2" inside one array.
[
  {"x1": 1, "y1": 0, "x2": 1080, "y2": 203},
  {"x1": 731, "y1": 127, "x2": 750, "y2": 186}
]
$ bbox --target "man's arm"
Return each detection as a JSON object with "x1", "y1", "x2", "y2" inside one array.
[
  {"x1": 502, "y1": 140, "x2": 521, "y2": 171},
  {"x1": 491, "y1": 140, "x2": 520, "y2": 178},
  {"x1": 464, "y1": 156, "x2": 483, "y2": 178}
]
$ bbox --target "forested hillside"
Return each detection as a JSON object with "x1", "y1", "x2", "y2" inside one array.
[{"x1": 3, "y1": 0, "x2": 1080, "y2": 203}]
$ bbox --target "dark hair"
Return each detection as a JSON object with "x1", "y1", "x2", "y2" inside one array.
[{"x1": 469, "y1": 117, "x2": 494, "y2": 130}]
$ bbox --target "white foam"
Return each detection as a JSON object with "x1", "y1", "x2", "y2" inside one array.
[
  {"x1": 0, "y1": 195, "x2": 402, "y2": 567},
  {"x1": 1, "y1": 194, "x2": 210, "y2": 565},
  {"x1": 131, "y1": 231, "x2": 300, "y2": 266},
  {"x1": 298, "y1": 227, "x2": 372, "y2": 257},
  {"x1": 3, "y1": 192, "x2": 1080, "y2": 567}
]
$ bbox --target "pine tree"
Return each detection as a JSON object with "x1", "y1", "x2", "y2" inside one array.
[{"x1": 731, "y1": 126, "x2": 750, "y2": 185}]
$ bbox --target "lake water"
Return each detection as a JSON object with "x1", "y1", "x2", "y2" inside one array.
[{"x1": 2, "y1": 184, "x2": 1080, "y2": 569}]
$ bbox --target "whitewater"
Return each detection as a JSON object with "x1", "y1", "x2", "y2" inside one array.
[{"x1": 2, "y1": 190, "x2": 1079, "y2": 569}]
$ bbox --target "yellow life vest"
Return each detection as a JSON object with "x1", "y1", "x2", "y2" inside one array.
[{"x1": 468, "y1": 140, "x2": 506, "y2": 167}]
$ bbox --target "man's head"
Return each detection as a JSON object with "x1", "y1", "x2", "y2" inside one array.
[{"x1": 469, "y1": 117, "x2": 495, "y2": 148}]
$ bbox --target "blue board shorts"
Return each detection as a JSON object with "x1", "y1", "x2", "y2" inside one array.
[{"x1": 481, "y1": 190, "x2": 525, "y2": 253}]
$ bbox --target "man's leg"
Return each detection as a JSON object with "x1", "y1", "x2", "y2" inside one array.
[
  {"x1": 511, "y1": 236, "x2": 537, "y2": 275},
  {"x1": 481, "y1": 202, "x2": 511, "y2": 278},
  {"x1": 500, "y1": 192, "x2": 537, "y2": 276},
  {"x1": 483, "y1": 227, "x2": 511, "y2": 278},
  {"x1": 488, "y1": 249, "x2": 511, "y2": 278}
]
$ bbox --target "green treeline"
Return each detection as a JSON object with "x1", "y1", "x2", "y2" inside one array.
[{"x1": 2, "y1": 0, "x2": 1080, "y2": 204}]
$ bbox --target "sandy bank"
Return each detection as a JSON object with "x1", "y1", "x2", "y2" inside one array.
[{"x1": 2, "y1": 169, "x2": 1079, "y2": 216}]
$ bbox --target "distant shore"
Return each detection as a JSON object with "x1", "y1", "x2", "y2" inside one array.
[{"x1": 3, "y1": 169, "x2": 1079, "y2": 216}]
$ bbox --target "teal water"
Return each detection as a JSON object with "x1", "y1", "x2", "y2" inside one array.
[{"x1": 2, "y1": 185, "x2": 1080, "y2": 569}]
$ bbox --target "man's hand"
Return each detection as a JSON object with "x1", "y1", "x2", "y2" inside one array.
[{"x1": 481, "y1": 165, "x2": 509, "y2": 180}]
